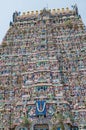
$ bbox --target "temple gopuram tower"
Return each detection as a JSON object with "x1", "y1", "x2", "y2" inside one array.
[{"x1": 0, "y1": 5, "x2": 86, "y2": 130}]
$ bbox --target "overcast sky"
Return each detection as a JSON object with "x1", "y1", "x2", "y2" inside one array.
[{"x1": 0, "y1": 0, "x2": 86, "y2": 43}]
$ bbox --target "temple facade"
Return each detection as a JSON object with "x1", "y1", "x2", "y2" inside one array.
[{"x1": 0, "y1": 6, "x2": 86, "y2": 130}]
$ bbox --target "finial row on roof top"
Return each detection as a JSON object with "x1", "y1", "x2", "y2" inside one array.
[
  {"x1": 12, "y1": 5, "x2": 78, "y2": 23},
  {"x1": 21, "y1": 7, "x2": 71, "y2": 16}
]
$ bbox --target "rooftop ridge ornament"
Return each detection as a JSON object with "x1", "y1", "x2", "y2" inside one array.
[
  {"x1": 71, "y1": 4, "x2": 78, "y2": 16},
  {"x1": 39, "y1": 8, "x2": 51, "y2": 17},
  {"x1": 12, "y1": 11, "x2": 21, "y2": 22}
]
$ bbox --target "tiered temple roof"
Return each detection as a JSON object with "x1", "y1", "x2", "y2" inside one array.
[{"x1": 0, "y1": 6, "x2": 86, "y2": 130}]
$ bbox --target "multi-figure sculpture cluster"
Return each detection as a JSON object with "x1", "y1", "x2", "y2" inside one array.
[{"x1": 0, "y1": 6, "x2": 86, "y2": 130}]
